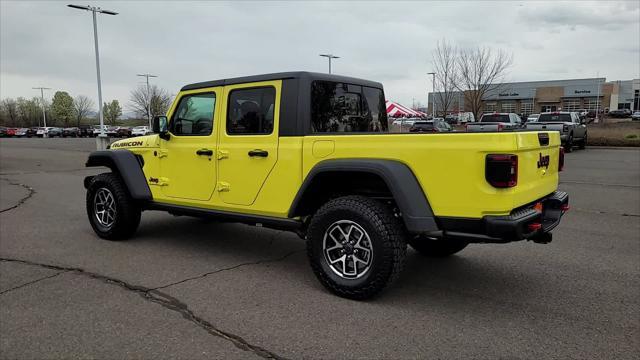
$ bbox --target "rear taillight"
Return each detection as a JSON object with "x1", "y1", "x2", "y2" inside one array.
[
  {"x1": 485, "y1": 154, "x2": 518, "y2": 188},
  {"x1": 497, "y1": 123, "x2": 504, "y2": 131},
  {"x1": 563, "y1": 125, "x2": 569, "y2": 132},
  {"x1": 559, "y1": 147, "x2": 565, "y2": 171}
]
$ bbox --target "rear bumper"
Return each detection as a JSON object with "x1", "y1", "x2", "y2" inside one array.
[{"x1": 437, "y1": 191, "x2": 569, "y2": 244}]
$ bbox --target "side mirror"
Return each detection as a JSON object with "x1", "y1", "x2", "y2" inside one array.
[{"x1": 153, "y1": 116, "x2": 170, "y2": 140}]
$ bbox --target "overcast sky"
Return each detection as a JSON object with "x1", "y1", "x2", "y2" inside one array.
[{"x1": 1, "y1": 0, "x2": 639, "y2": 114}]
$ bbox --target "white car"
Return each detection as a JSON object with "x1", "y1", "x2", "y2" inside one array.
[
  {"x1": 36, "y1": 127, "x2": 53, "y2": 137},
  {"x1": 632, "y1": 111, "x2": 640, "y2": 121},
  {"x1": 131, "y1": 126, "x2": 151, "y2": 137}
]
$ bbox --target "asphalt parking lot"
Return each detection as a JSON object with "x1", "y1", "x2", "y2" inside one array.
[{"x1": 0, "y1": 138, "x2": 638, "y2": 359}]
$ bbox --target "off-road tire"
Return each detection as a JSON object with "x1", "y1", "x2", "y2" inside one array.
[
  {"x1": 578, "y1": 133, "x2": 587, "y2": 149},
  {"x1": 408, "y1": 236, "x2": 468, "y2": 257},
  {"x1": 306, "y1": 195, "x2": 407, "y2": 300},
  {"x1": 564, "y1": 134, "x2": 573, "y2": 153},
  {"x1": 86, "y1": 172, "x2": 141, "y2": 240}
]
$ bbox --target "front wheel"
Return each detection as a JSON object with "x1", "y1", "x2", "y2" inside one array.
[
  {"x1": 86, "y1": 173, "x2": 141, "y2": 240},
  {"x1": 564, "y1": 134, "x2": 574, "y2": 153},
  {"x1": 306, "y1": 196, "x2": 407, "y2": 300},
  {"x1": 408, "y1": 236, "x2": 468, "y2": 257},
  {"x1": 579, "y1": 133, "x2": 587, "y2": 149}
]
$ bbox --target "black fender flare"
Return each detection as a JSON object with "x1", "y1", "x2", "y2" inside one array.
[
  {"x1": 288, "y1": 159, "x2": 438, "y2": 234},
  {"x1": 85, "y1": 150, "x2": 152, "y2": 201}
]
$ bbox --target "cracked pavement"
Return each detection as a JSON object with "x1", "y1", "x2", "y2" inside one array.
[{"x1": 0, "y1": 138, "x2": 639, "y2": 359}]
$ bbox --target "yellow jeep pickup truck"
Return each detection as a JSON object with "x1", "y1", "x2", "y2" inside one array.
[{"x1": 84, "y1": 72, "x2": 568, "y2": 299}]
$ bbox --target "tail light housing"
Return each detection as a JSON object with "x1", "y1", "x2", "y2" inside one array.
[
  {"x1": 563, "y1": 125, "x2": 569, "y2": 132},
  {"x1": 559, "y1": 147, "x2": 565, "y2": 171},
  {"x1": 497, "y1": 123, "x2": 504, "y2": 131},
  {"x1": 486, "y1": 154, "x2": 518, "y2": 188}
]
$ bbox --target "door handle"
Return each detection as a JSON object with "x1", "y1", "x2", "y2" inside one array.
[
  {"x1": 248, "y1": 149, "x2": 268, "y2": 157},
  {"x1": 196, "y1": 149, "x2": 213, "y2": 156}
]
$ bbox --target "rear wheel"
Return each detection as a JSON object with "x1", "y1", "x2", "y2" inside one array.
[
  {"x1": 306, "y1": 196, "x2": 407, "y2": 300},
  {"x1": 408, "y1": 236, "x2": 468, "y2": 257},
  {"x1": 86, "y1": 173, "x2": 141, "y2": 240}
]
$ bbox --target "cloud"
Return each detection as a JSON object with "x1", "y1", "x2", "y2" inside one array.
[{"x1": 1, "y1": 0, "x2": 638, "y2": 110}]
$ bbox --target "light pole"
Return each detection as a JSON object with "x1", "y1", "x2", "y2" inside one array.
[
  {"x1": 427, "y1": 72, "x2": 436, "y2": 118},
  {"x1": 319, "y1": 54, "x2": 339, "y2": 74},
  {"x1": 32, "y1": 87, "x2": 50, "y2": 132},
  {"x1": 137, "y1": 74, "x2": 158, "y2": 128},
  {"x1": 68, "y1": 4, "x2": 118, "y2": 150}
]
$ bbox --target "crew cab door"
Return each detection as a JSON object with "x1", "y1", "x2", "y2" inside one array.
[
  {"x1": 159, "y1": 88, "x2": 220, "y2": 201},
  {"x1": 572, "y1": 112, "x2": 587, "y2": 138},
  {"x1": 217, "y1": 81, "x2": 280, "y2": 206}
]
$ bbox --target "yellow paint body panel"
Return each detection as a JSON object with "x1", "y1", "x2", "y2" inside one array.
[{"x1": 109, "y1": 82, "x2": 561, "y2": 221}]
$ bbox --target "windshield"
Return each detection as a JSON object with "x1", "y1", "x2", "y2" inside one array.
[
  {"x1": 480, "y1": 114, "x2": 510, "y2": 123},
  {"x1": 538, "y1": 114, "x2": 571, "y2": 122}
]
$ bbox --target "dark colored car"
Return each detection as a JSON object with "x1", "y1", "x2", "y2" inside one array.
[
  {"x1": 608, "y1": 110, "x2": 629, "y2": 118},
  {"x1": 78, "y1": 125, "x2": 92, "y2": 137},
  {"x1": 48, "y1": 128, "x2": 63, "y2": 137},
  {"x1": 63, "y1": 127, "x2": 80, "y2": 137},
  {"x1": 0, "y1": 127, "x2": 7, "y2": 137},
  {"x1": 116, "y1": 127, "x2": 132, "y2": 138},
  {"x1": 409, "y1": 120, "x2": 453, "y2": 133}
]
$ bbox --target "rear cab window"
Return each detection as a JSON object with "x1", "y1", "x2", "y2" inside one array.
[
  {"x1": 311, "y1": 81, "x2": 388, "y2": 133},
  {"x1": 480, "y1": 114, "x2": 510, "y2": 123},
  {"x1": 538, "y1": 114, "x2": 572, "y2": 122}
]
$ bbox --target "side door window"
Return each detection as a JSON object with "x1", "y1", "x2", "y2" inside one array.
[
  {"x1": 218, "y1": 84, "x2": 280, "y2": 206},
  {"x1": 170, "y1": 93, "x2": 216, "y2": 136}
]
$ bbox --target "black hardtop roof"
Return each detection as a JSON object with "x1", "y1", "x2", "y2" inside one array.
[{"x1": 181, "y1": 71, "x2": 383, "y2": 91}]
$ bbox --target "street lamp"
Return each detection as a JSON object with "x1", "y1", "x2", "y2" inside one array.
[
  {"x1": 68, "y1": 4, "x2": 118, "y2": 150},
  {"x1": 137, "y1": 74, "x2": 158, "y2": 128},
  {"x1": 32, "y1": 87, "x2": 50, "y2": 132},
  {"x1": 319, "y1": 54, "x2": 340, "y2": 74},
  {"x1": 427, "y1": 72, "x2": 436, "y2": 118}
]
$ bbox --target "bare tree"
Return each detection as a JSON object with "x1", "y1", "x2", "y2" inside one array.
[
  {"x1": 73, "y1": 95, "x2": 95, "y2": 127},
  {"x1": 431, "y1": 39, "x2": 458, "y2": 117},
  {"x1": 129, "y1": 85, "x2": 172, "y2": 120},
  {"x1": 456, "y1": 46, "x2": 513, "y2": 121},
  {"x1": 1, "y1": 98, "x2": 19, "y2": 126}
]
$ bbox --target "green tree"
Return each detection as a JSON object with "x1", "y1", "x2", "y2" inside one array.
[
  {"x1": 0, "y1": 98, "x2": 19, "y2": 126},
  {"x1": 17, "y1": 97, "x2": 41, "y2": 127},
  {"x1": 51, "y1": 91, "x2": 74, "y2": 126},
  {"x1": 103, "y1": 100, "x2": 122, "y2": 125}
]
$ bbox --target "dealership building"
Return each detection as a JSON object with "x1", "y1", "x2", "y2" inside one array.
[{"x1": 427, "y1": 78, "x2": 640, "y2": 117}]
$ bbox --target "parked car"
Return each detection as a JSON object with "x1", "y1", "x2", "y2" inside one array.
[
  {"x1": 63, "y1": 127, "x2": 80, "y2": 137},
  {"x1": 131, "y1": 125, "x2": 152, "y2": 137},
  {"x1": 15, "y1": 128, "x2": 31, "y2": 137},
  {"x1": 631, "y1": 111, "x2": 640, "y2": 121},
  {"x1": 526, "y1": 114, "x2": 540, "y2": 122},
  {"x1": 466, "y1": 113, "x2": 523, "y2": 132},
  {"x1": 78, "y1": 125, "x2": 92, "y2": 137},
  {"x1": 608, "y1": 109, "x2": 630, "y2": 118},
  {"x1": 525, "y1": 112, "x2": 587, "y2": 152},
  {"x1": 5, "y1": 128, "x2": 19, "y2": 137},
  {"x1": 91, "y1": 125, "x2": 108, "y2": 136},
  {"x1": 116, "y1": 126, "x2": 132, "y2": 137},
  {"x1": 409, "y1": 120, "x2": 453, "y2": 132},
  {"x1": 36, "y1": 127, "x2": 52, "y2": 137},
  {"x1": 0, "y1": 127, "x2": 7, "y2": 137},
  {"x1": 457, "y1": 112, "x2": 475, "y2": 123},
  {"x1": 47, "y1": 127, "x2": 63, "y2": 137},
  {"x1": 106, "y1": 126, "x2": 119, "y2": 137},
  {"x1": 84, "y1": 71, "x2": 569, "y2": 300}
]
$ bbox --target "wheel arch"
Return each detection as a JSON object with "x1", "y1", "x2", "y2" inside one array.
[
  {"x1": 85, "y1": 150, "x2": 152, "y2": 201},
  {"x1": 288, "y1": 159, "x2": 438, "y2": 233}
]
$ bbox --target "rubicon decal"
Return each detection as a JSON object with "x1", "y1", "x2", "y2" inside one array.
[
  {"x1": 537, "y1": 153, "x2": 550, "y2": 169},
  {"x1": 111, "y1": 141, "x2": 144, "y2": 148}
]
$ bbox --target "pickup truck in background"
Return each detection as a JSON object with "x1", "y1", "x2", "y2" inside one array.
[
  {"x1": 525, "y1": 112, "x2": 587, "y2": 152},
  {"x1": 466, "y1": 113, "x2": 523, "y2": 132}
]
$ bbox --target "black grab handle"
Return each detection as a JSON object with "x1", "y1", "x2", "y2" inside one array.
[
  {"x1": 248, "y1": 149, "x2": 268, "y2": 157},
  {"x1": 196, "y1": 149, "x2": 213, "y2": 156}
]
